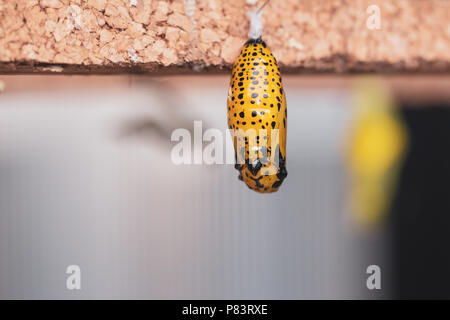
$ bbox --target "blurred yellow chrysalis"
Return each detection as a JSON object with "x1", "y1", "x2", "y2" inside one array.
[{"x1": 347, "y1": 79, "x2": 408, "y2": 228}]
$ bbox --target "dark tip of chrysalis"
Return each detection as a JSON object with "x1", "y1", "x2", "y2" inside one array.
[{"x1": 245, "y1": 37, "x2": 267, "y2": 47}]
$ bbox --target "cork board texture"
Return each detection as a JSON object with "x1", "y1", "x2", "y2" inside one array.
[{"x1": 0, "y1": 0, "x2": 449, "y2": 74}]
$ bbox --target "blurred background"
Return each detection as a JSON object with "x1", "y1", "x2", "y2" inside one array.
[{"x1": 0, "y1": 74, "x2": 448, "y2": 299}]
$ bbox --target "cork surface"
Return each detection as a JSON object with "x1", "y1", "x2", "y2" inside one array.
[{"x1": 0, "y1": 0, "x2": 449, "y2": 74}]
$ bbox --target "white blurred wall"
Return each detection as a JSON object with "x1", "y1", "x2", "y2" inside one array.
[{"x1": 0, "y1": 76, "x2": 386, "y2": 299}]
